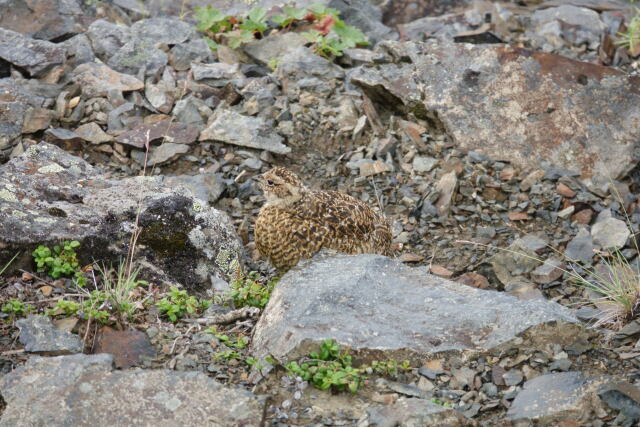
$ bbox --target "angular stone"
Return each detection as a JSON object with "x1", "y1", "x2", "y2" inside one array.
[
  {"x1": 243, "y1": 32, "x2": 308, "y2": 66},
  {"x1": 361, "y1": 397, "x2": 472, "y2": 426},
  {"x1": 565, "y1": 228, "x2": 594, "y2": 264},
  {"x1": 591, "y1": 217, "x2": 630, "y2": 249},
  {"x1": 169, "y1": 39, "x2": 213, "y2": 71},
  {"x1": 490, "y1": 237, "x2": 544, "y2": 285},
  {"x1": 528, "y1": 5, "x2": 605, "y2": 51},
  {"x1": 351, "y1": 40, "x2": 640, "y2": 180},
  {"x1": 74, "y1": 123, "x2": 113, "y2": 144},
  {"x1": 116, "y1": 121, "x2": 199, "y2": 148},
  {"x1": 132, "y1": 142, "x2": 190, "y2": 166},
  {"x1": 108, "y1": 39, "x2": 168, "y2": 76},
  {"x1": 598, "y1": 381, "x2": 640, "y2": 420},
  {"x1": 93, "y1": 327, "x2": 156, "y2": 369},
  {"x1": 531, "y1": 258, "x2": 564, "y2": 284},
  {"x1": 0, "y1": 101, "x2": 28, "y2": 150},
  {"x1": 0, "y1": 28, "x2": 65, "y2": 77},
  {"x1": 60, "y1": 34, "x2": 96, "y2": 68},
  {"x1": 71, "y1": 63, "x2": 144, "y2": 98},
  {"x1": 252, "y1": 253, "x2": 582, "y2": 362},
  {"x1": 86, "y1": 19, "x2": 131, "y2": 59},
  {"x1": 130, "y1": 17, "x2": 196, "y2": 45},
  {"x1": 192, "y1": 62, "x2": 240, "y2": 82},
  {"x1": 413, "y1": 156, "x2": 438, "y2": 173},
  {"x1": 0, "y1": 143, "x2": 242, "y2": 289},
  {"x1": 200, "y1": 108, "x2": 290, "y2": 154},
  {"x1": 276, "y1": 46, "x2": 344, "y2": 87},
  {"x1": 22, "y1": 107, "x2": 53, "y2": 134},
  {"x1": 507, "y1": 372, "x2": 609, "y2": 423},
  {"x1": 0, "y1": 0, "x2": 85, "y2": 41},
  {"x1": 435, "y1": 171, "x2": 458, "y2": 216},
  {"x1": 16, "y1": 315, "x2": 83, "y2": 355},
  {"x1": 45, "y1": 128, "x2": 82, "y2": 144},
  {"x1": 0, "y1": 354, "x2": 265, "y2": 426},
  {"x1": 163, "y1": 174, "x2": 226, "y2": 203}
]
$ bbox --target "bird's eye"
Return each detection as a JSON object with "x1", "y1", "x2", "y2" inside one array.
[{"x1": 266, "y1": 180, "x2": 274, "y2": 186}]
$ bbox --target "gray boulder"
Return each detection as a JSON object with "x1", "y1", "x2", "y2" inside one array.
[
  {"x1": 361, "y1": 398, "x2": 472, "y2": 426},
  {"x1": 0, "y1": 354, "x2": 265, "y2": 426},
  {"x1": 0, "y1": 143, "x2": 242, "y2": 290},
  {"x1": 86, "y1": 19, "x2": 131, "y2": 60},
  {"x1": 351, "y1": 40, "x2": 640, "y2": 180},
  {"x1": 0, "y1": 0, "x2": 86, "y2": 41},
  {"x1": 130, "y1": 18, "x2": 196, "y2": 45},
  {"x1": 252, "y1": 253, "x2": 584, "y2": 362}
]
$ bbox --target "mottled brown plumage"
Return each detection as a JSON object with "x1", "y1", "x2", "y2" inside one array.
[{"x1": 254, "y1": 167, "x2": 392, "y2": 272}]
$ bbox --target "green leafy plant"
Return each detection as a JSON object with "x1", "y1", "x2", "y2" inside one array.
[
  {"x1": 156, "y1": 287, "x2": 211, "y2": 322},
  {"x1": 214, "y1": 333, "x2": 249, "y2": 349},
  {"x1": 228, "y1": 272, "x2": 277, "y2": 308},
  {"x1": 1, "y1": 298, "x2": 34, "y2": 318},
  {"x1": 430, "y1": 398, "x2": 453, "y2": 408},
  {"x1": 32, "y1": 240, "x2": 87, "y2": 286},
  {"x1": 213, "y1": 349, "x2": 242, "y2": 361},
  {"x1": 46, "y1": 291, "x2": 110, "y2": 323},
  {"x1": 285, "y1": 339, "x2": 366, "y2": 393},
  {"x1": 193, "y1": 3, "x2": 368, "y2": 57}
]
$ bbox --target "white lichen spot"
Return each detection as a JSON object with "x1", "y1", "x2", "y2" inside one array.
[
  {"x1": 38, "y1": 163, "x2": 65, "y2": 173},
  {"x1": 0, "y1": 189, "x2": 18, "y2": 203},
  {"x1": 153, "y1": 391, "x2": 183, "y2": 411},
  {"x1": 79, "y1": 382, "x2": 93, "y2": 393},
  {"x1": 34, "y1": 217, "x2": 56, "y2": 223},
  {"x1": 215, "y1": 248, "x2": 240, "y2": 276},
  {"x1": 192, "y1": 201, "x2": 204, "y2": 212}
]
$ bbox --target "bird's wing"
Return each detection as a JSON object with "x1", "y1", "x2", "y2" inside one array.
[{"x1": 312, "y1": 191, "x2": 380, "y2": 239}]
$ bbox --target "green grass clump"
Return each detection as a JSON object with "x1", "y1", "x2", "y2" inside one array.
[
  {"x1": 616, "y1": 8, "x2": 640, "y2": 54},
  {"x1": 194, "y1": 2, "x2": 368, "y2": 58},
  {"x1": 96, "y1": 262, "x2": 147, "y2": 321},
  {"x1": 156, "y1": 287, "x2": 211, "y2": 322},
  {"x1": 46, "y1": 291, "x2": 110, "y2": 323}
]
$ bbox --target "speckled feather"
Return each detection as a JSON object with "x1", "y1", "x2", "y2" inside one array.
[{"x1": 254, "y1": 167, "x2": 391, "y2": 272}]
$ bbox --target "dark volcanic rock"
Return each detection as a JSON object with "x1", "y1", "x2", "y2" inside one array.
[
  {"x1": 0, "y1": 28, "x2": 65, "y2": 77},
  {"x1": 0, "y1": 354, "x2": 265, "y2": 426},
  {"x1": 351, "y1": 40, "x2": 640, "y2": 180},
  {"x1": 0, "y1": 143, "x2": 242, "y2": 290},
  {"x1": 252, "y1": 253, "x2": 584, "y2": 362}
]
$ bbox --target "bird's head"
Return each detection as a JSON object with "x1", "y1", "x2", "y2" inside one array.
[{"x1": 256, "y1": 167, "x2": 308, "y2": 209}]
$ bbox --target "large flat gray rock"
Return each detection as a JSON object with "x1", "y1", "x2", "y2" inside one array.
[
  {"x1": 0, "y1": 28, "x2": 65, "y2": 77},
  {"x1": 351, "y1": 40, "x2": 640, "y2": 180},
  {"x1": 0, "y1": 354, "x2": 265, "y2": 426},
  {"x1": 0, "y1": 143, "x2": 242, "y2": 290},
  {"x1": 252, "y1": 253, "x2": 584, "y2": 362}
]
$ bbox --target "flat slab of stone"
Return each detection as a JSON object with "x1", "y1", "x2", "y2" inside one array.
[
  {"x1": 252, "y1": 253, "x2": 583, "y2": 362},
  {"x1": 16, "y1": 315, "x2": 83, "y2": 355},
  {"x1": 71, "y1": 62, "x2": 144, "y2": 98},
  {"x1": 507, "y1": 371, "x2": 610, "y2": 423},
  {"x1": 200, "y1": 108, "x2": 290, "y2": 154},
  {"x1": 362, "y1": 398, "x2": 472, "y2": 426},
  {"x1": 351, "y1": 40, "x2": 640, "y2": 180},
  {"x1": 0, "y1": 354, "x2": 265, "y2": 426}
]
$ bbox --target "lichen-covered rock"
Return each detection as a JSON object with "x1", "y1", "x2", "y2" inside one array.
[
  {"x1": 361, "y1": 398, "x2": 472, "y2": 426},
  {"x1": 0, "y1": 143, "x2": 242, "y2": 290},
  {"x1": 251, "y1": 253, "x2": 585, "y2": 362},
  {"x1": 351, "y1": 40, "x2": 640, "y2": 180},
  {"x1": 0, "y1": 354, "x2": 265, "y2": 426}
]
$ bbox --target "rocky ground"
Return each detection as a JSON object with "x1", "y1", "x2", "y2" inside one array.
[{"x1": 1, "y1": 0, "x2": 640, "y2": 425}]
